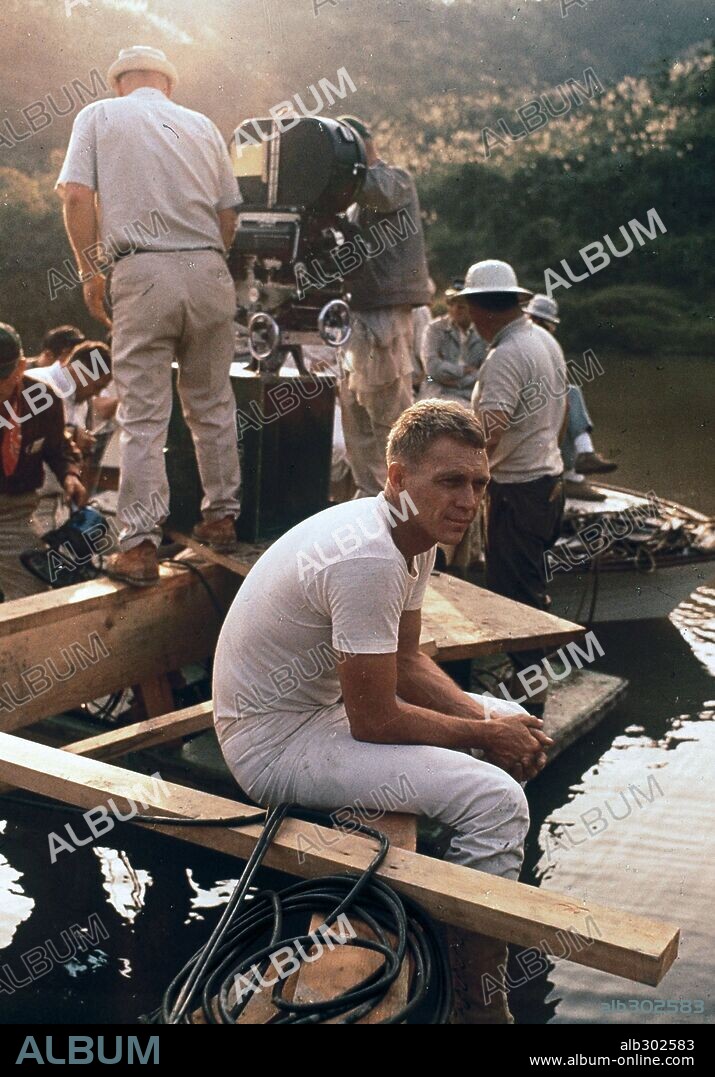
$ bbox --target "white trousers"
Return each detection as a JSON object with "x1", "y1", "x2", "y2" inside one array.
[
  {"x1": 110, "y1": 250, "x2": 242, "y2": 550},
  {"x1": 220, "y1": 693, "x2": 530, "y2": 880}
]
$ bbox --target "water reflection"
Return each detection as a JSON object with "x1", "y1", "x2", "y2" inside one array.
[
  {"x1": 94, "y1": 847, "x2": 152, "y2": 924},
  {"x1": 517, "y1": 580, "x2": 715, "y2": 1025},
  {"x1": 670, "y1": 585, "x2": 715, "y2": 674},
  {"x1": 0, "y1": 821, "x2": 35, "y2": 950}
]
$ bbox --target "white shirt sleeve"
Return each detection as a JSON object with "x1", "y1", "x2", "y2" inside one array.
[
  {"x1": 476, "y1": 349, "x2": 522, "y2": 416},
  {"x1": 56, "y1": 105, "x2": 98, "y2": 193},
  {"x1": 314, "y1": 556, "x2": 408, "y2": 655}
]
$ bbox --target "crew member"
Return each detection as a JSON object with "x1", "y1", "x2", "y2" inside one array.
[
  {"x1": 27, "y1": 340, "x2": 113, "y2": 447},
  {"x1": 337, "y1": 116, "x2": 432, "y2": 497},
  {"x1": 213, "y1": 399, "x2": 551, "y2": 1021},
  {"x1": 26, "y1": 340, "x2": 112, "y2": 533},
  {"x1": 421, "y1": 279, "x2": 487, "y2": 403},
  {"x1": 0, "y1": 323, "x2": 86, "y2": 601},
  {"x1": 467, "y1": 261, "x2": 567, "y2": 715},
  {"x1": 25, "y1": 325, "x2": 85, "y2": 369},
  {"x1": 56, "y1": 45, "x2": 242, "y2": 586},
  {"x1": 523, "y1": 294, "x2": 617, "y2": 501}
]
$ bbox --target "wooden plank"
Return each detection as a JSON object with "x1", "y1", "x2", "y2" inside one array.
[
  {"x1": 293, "y1": 813, "x2": 417, "y2": 1023},
  {"x1": 133, "y1": 675, "x2": 175, "y2": 720},
  {"x1": 165, "y1": 531, "x2": 268, "y2": 577},
  {"x1": 0, "y1": 734, "x2": 679, "y2": 986},
  {"x1": 0, "y1": 702, "x2": 214, "y2": 797},
  {"x1": 421, "y1": 573, "x2": 585, "y2": 661},
  {"x1": 544, "y1": 671, "x2": 628, "y2": 763},
  {"x1": 63, "y1": 702, "x2": 214, "y2": 761},
  {"x1": 0, "y1": 563, "x2": 239, "y2": 733}
]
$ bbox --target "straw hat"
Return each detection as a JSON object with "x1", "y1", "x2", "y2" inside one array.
[{"x1": 107, "y1": 46, "x2": 179, "y2": 93}]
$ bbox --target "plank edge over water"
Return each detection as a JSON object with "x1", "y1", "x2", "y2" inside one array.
[{"x1": 0, "y1": 733, "x2": 679, "y2": 987}]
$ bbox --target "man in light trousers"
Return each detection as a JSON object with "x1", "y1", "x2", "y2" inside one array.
[
  {"x1": 337, "y1": 116, "x2": 432, "y2": 497},
  {"x1": 56, "y1": 46, "x2": 242, "y2": 585},
  {"x1": 213, "y1": 400, "x2": 551, "y2": 1021}
]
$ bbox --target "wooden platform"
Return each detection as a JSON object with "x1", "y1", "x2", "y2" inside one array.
[
  {"x1": 0, "y1": 548, "x2": 585, "y2": 736},
  {"x1": 544, "y1": 670, "x2": 628, "y2": 762},
  {"x1": 0, "y1": 733, "x2": 679, "y2": 989}
]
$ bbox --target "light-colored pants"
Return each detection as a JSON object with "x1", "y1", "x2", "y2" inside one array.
[
  {"x1": 220, "y1": 693, "x2": 530, "y2": 880},
  {"x1": 340, "y1": 307, "x2": 415, "y2": 497},
  {"x1": 0, "y1": 493, "x2": 47, "y2": 601},
  {"x1": 562, "y1": 385, "x2": 594, "y2": 472},
  {"x1": 109, "y1": 249, "x2": 242, "y2": 550}
]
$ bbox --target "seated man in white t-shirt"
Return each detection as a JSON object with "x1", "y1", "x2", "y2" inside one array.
[{"x1": 213, "y1": 399, "x2": 551, "y2": 1023}]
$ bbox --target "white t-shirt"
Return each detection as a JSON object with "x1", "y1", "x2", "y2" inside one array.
[
  {"x1": 213, "y1": 493, "x2": 436, "y2": 781},
  {"x1": 26, "y1": 360, "x2": 88, "y2": 430}
]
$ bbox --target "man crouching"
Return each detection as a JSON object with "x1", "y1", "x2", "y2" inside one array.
[{"x1": 213, "y1": 399, "x2": 552, "y2": 1022}]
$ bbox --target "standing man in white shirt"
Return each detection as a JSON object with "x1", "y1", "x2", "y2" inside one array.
[
  {"x1": 467, "y1": 261, "x2": 568, "y2": 716},
  {"x1": 56, "y1": 46, "x2": 243, "y2": 585}
]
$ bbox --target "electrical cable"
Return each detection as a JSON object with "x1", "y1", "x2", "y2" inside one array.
[
  {"x1": 139, "y1": 803, "x2": 451, "y2": 1025},
  {"x1": 2, "y1": 791, "x2": 451, "y2": 1022},
  {"x1": 157, "y1": 555, "x2": 226, "y2": 618}
]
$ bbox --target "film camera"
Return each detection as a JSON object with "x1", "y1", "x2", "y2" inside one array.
[{"x1": 228, "y1": 115, "x2": 367, "y2": 370}]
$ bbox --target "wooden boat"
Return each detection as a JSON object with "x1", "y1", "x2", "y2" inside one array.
[
  {"x1": 546, "y1": 485, "x2": 715, "y2": 623},
  {"x1": 457, "y1": 486, "x2": 715, "y2": 624}
]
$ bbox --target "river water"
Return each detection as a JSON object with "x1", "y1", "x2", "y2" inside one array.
[{"x1": 0, "y1": 357, "x2": 712, "y2": 1024}]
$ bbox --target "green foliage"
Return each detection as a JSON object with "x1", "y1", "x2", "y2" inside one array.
[
  {"x1": 556, "y1": 286, "x2": 714, "y2": 355},
  {"x1": 416, "y1": 46, "x2": 715, "y2": 358},
  {"x1": 0, "y1": 158, "x2": 91, "y2": 352}
]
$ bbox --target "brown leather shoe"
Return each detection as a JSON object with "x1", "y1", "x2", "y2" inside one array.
[
  {"x1": 575, "y1": 450, "x2": 617, "y2": 474},
  {"x1": 192, "y1": 516, "x2": 238, "y2": 552},
  {"x1": 564, "y1": 479, "x2": 607, "y2": 502},
  {"x1": 103, "y1": 541, "x2": 159, "y2": 587}
]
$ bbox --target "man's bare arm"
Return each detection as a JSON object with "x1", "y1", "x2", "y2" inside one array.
[
  {"x1": 479, "y1": 408, "x2": 510, "y2": 457},
  {"x1": 395, "y1": 608, "x2": 489, "y2": 720},
  {"x1": 61, "y1": 183, "x2": 100, "y2": 278},
  {"x1": 218, "y1": 208, "x2": 238, "y2": 251},
  {"x1": 60, "y1": 183, "x2": 111, "y2": 328},
  {"x1": 337, "y1": 642, "x2": 551, "y2": 776}
]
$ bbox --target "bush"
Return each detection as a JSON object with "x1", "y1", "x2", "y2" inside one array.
[{"x1": 557, "y1": 285, "x2": 714, "y2": 356}]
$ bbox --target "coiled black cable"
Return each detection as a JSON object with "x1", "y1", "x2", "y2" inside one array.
[
  {"x1": 2, "y1": 791, "x2": 450, "y2": 1022},
  {"x1": 144, "y1": 803, "x2": 451, "y2": 1025}
]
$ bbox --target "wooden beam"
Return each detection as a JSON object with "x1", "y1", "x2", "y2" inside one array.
[
  {"x1": 61, "y1": 702, "x2": 214, "y2": 761},
  {"x1": 0, "y1": 734, "x2": 679, "y2": 986},
  {"x1": 0, "y1": 562, "x2": 239, "y2": 733},
  {"x1": 421, "y1": 573, "x2": 586, "y2": 661},
  {"x1": 0, "y1": 702, "x2": 214, "y2": 797},
  {"x1": 133, "y1": 675, "x2": 175, "y2": 720},
  {"x1": 165, "y1": 531, "x2": 267, "y2": 577}
]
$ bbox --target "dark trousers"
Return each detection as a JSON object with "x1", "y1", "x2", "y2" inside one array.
[{"x1": 485, "y1": 474, "x2": 565, "y2": 676}]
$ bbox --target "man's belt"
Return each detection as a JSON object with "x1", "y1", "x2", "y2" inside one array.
[{"x1": 113, "y1": 247, "x2": 223, "y2": 262}]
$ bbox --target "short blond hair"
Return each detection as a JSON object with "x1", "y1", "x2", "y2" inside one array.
[{"x1": 387, "y1": 399, "x2": 485, "y2": 467}]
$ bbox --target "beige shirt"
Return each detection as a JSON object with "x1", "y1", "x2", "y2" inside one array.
[
  {"x1": 472, "y1": 316, "x2": 567, "y2": 483},
  {"x1": 56, "y1": 87, "x2": 240, "y2": 257}
]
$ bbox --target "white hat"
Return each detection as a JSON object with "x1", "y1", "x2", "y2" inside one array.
[
  {"x1": 523, "y1": 293, "x2": 560, "y2": 324},
  {"x1": 107, "y1": 46, "x2": 179, "y2": 93},
  {"x1": 459, "y1": 259, "x2": 532, "y2": 300}
]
